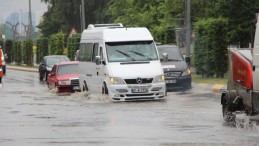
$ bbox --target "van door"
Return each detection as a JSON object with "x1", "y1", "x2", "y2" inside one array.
[
  {"x1": 79, "y1": 43, "x2": 94, "y2": 91},
  {"x1": 95, "y1": 45, "x2": 105, "y2": 93}
]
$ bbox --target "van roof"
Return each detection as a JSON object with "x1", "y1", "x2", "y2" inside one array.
[
  {"x1": 81, "y1": 27, "x2": 154, "y2": 42},
  {"x1": 87, "y1": 23, "x2": 124, "y2": 29}
]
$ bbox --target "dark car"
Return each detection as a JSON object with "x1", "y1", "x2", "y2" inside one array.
[
  {"x1": 39, "y1": 55, "x2": 70, "y2": 81},
  {"x1": 48, "y1": 61, "x2": 80, "y2": 93},
  {"x1": 157, "y1": 45, "x2": 192, "y2": 91}
]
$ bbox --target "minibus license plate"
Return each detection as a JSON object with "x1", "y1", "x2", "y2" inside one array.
[
  {"x1": 131, "y1": 88, "x2": 148, "y2": 93},
  {"x1": 166, "y1": 80, "x2": 176, "y2": 83}
]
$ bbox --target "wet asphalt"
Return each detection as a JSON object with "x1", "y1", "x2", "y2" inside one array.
[{"x1": 0, "y1": 70, "x2": 259, "y2": 146}]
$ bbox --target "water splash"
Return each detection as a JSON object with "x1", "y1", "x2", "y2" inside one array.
[{"x1": 235, "y1": 113, "x2": 258, "y2": 130}]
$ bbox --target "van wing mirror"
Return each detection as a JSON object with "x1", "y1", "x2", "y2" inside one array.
[
  {"x1": 95, "y1": 56, "x2": 101, "y2": 65},
  {"x1": 162, "y1": 53, "x2": 168, "y2": 62},
  {"x1": 185, "y1": 56, "x2": 191, "y2": 65}
]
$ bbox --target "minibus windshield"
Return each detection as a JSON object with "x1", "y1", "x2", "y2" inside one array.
[{"x1": 106, "y1": 41, "x2": 158, "y2": 62}]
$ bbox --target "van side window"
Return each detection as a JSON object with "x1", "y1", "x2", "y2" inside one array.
[
  {"x1": 79, "y1": 43, "x2": 93, "y2": 62},
  {"x1": 92, "y1": 43, "x2": 99, "y2": 62},
  {"x1": 79, "y1": 43, "x2": 86, "y2": 61},
  {"x1": 85, "y1": 43, "x2": 93, "y2": 61}
]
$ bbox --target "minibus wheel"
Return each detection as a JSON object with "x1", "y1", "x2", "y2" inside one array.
[{"x1": 83, "y1": 82, "x2": 88, "y2": 92}]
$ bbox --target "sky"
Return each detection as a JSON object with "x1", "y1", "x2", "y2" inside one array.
[{"x1": 0, "y1": 0, "x2": 48, "y2": 25}]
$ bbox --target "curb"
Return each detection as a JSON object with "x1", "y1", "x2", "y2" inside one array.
[
  {"x1": 192, "y1": 83, "x2": 227, "y2": 95},
  {"x1": 7, "y1": 65, "x2": 38, "y2": 72}
]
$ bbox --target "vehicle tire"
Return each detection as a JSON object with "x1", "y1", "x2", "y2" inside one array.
[
  {"x1": 83, "y1": 82, "x2": 88, "y2": 92},
  {"x1": 222, "y1": 96, "x2": 236, "y2": 123},
  {"x1": 45, "y1": 72, "x2": 48, "y2": 81},
  {"x1": 39, "y1": 70, "x2": 44, "y2": 81},
  {"x1": 0, "y1": 77, "x2": 2, "y2": 83},
  {"x1": 3, "y1": 65, "x2": 6, "y2": 75},
  {"x1": 102, "y1": 83, "x2": 108, "y2": 95}
]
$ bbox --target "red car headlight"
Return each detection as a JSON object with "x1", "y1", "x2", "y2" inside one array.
[{"x1": 58, "y1": 80, "x2": 70, "y2": 85}]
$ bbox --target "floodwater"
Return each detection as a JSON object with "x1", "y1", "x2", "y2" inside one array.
[{"x1": 0, "y1": 70, "x2": 259, "y2": 146}]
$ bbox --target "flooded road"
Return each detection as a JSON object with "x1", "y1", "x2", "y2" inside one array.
[{"x1": 0, "y1": 70, "x2": 259, "y2": 146}]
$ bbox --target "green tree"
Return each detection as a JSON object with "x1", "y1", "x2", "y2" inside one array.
[
  {"x1": 212, "y1": 0, "x2": 259, "y2": 47},
  {"x1": 39, "y1": 0, "x2": 110, "y2": 37}
]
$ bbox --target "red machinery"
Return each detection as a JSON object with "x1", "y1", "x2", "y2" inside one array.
[{"x1": 221, "y1": 16, "x2": 259, "y2": 122}]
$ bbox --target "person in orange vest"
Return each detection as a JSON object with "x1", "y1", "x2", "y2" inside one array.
[{"x1": 0, "y1": 46, "x2": 3, "y2": 83}]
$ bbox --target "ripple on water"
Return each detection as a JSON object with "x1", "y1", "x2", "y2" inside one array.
[{"x1": 43, "y1": 89, "x2": 111, "y2": 104}]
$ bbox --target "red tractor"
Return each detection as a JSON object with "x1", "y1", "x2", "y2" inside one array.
[{"x1": 221, "y1": 16, "x2": 259, "y2": 122}]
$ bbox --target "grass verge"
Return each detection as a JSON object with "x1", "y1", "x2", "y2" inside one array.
[{"x1": 192, "y1": 73, "x2": 228, "y2": 85}]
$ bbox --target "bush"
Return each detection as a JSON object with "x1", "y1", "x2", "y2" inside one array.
[
  {"x1": 23, "y1": 40, "x2": 33, "y2": 66},
  {"x1": 14, "y1": 41, "x2": 22, "y2": 65},
  {"x1": 36, "y1": 37, "x2": 49, "y2": 64},
  {"x1": 67, "y1": 33, "x2": 81, "y2": 60},
  {"x1": 194, "y1": 18, "x2": 228, "y2": 78},
  {"x1": 49, "y1": 32, "x2": 66, "y2": 55}
]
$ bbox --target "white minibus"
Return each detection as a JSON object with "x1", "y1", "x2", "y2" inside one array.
[{"x1": 78, "y1": 24, "x2": 166, "y2": 101}]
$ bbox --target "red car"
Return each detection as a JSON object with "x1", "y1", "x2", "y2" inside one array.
[{"x1": 47, "y1": 61, "x2": 80, "y2": 93}]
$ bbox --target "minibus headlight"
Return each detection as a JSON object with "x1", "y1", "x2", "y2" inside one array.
[
  {"x1": 58, "y1": 80, "x2": 70, "y2": 85},
  {"x1": 110, "y1": 77, "x2": 125, "y2": 84},
  {"x1": 182, "y1": 69, "x2": 191, "y2": 76},
  {"x1": 153, "y1": 75, "x2": 165, "y2": 83}
]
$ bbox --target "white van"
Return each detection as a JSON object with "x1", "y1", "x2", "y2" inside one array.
[{"x1": 78, "y1": 24, "x2": 166, "y2": 101}]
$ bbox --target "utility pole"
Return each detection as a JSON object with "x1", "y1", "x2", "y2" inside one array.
[
  {"x1": 28, "y1": 0, "x2": 33, "y2": 40},
  {"x1": 185, "y1": 0, "x2": 191, "y2": 64},
  {"x1": 81, "y1": 0, "x2": 86, "y2": 31}
]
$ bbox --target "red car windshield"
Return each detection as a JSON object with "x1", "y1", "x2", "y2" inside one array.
[{"x1": 57, "y1": 64, "x2": 78, "y2": 75}]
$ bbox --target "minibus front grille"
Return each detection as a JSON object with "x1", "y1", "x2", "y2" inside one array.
[
  {"x1": 164, "y1": 71, "x2": 181, "y2": 78},
  {"x1": 124, "y1": 78, "x2": 153, "y2": 84},
  {"x1": 71, "y1": 79, "x2": 79, "y2": 86}
]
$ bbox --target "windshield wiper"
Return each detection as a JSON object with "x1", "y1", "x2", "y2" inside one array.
[
  {"x1": 116, "y1": 50, "x2": 135, "y2": 61},
  {"x1": 129, "y1": 51, "x2": 152, "y2": 60}
]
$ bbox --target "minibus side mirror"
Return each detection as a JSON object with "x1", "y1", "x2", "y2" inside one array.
[
  {"x1": 185, "y1": 56, "x2": 191, "y2": 65},
  {"x1": 162, "y1": 53, "x2": 168, "y2": 62},
  {"x1": 95, "y1": 56, "x2": 101, "y2": 65}
]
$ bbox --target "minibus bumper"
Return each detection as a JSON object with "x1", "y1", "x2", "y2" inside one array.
[
  {"x1": 108, "y1": 82, "x2": 166, "y2": 101},
  {"x1": 165, "y1": 76, "x2": 192, "y2": 91}
]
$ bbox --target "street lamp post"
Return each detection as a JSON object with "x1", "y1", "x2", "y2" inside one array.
[
  {"x1": 185, "y1": 0, "x2": 191, "y2": 65},
  {"x1": 6, "y1": 22, "x2": 19, "y2": 40},
  {"x1": 81, "y1": 0, "x2": 86, "y2": 31}
]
